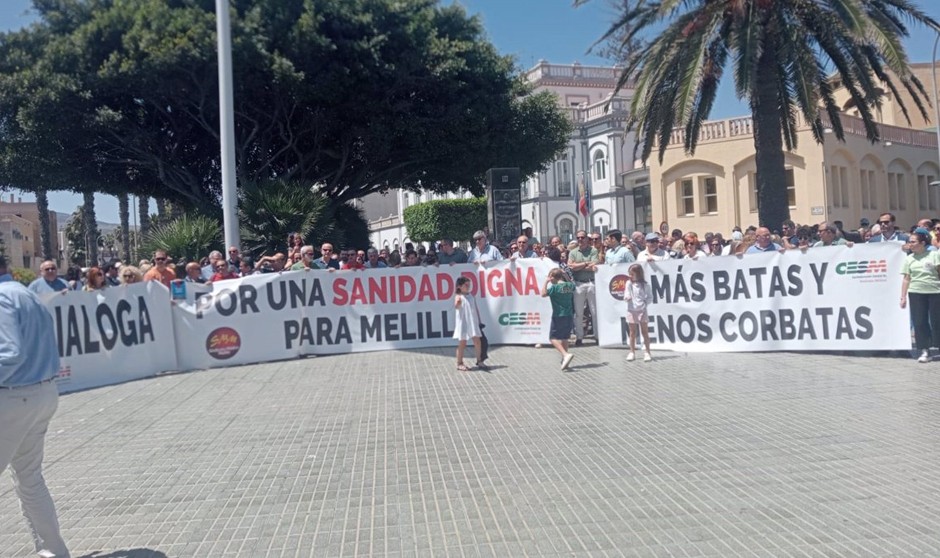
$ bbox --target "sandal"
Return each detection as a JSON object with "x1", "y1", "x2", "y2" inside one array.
[{"x1": 456, "y1": 364, "x2": 470, "y2": 371}]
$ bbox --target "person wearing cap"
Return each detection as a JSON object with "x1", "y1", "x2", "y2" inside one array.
[
  {"x1": 900, "y1": 227, "x2": 940, "y2": 363},
  {"x1": 0, "y1": 255, "x2": 72, "y2": 558},
  {"x1": 467, "y1": 230, "x2": 502, "y2": 263},
  {"x1": 636, "y1": 233, "x2": 671, "y2": 262}
]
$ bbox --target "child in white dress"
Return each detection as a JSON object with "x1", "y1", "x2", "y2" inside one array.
[
  {"x1": 625, "y1": 264, "x2": 654, "y2": 362},
  {"x1": 453, "y1": 277, "x2": 483, "y2": 370}
]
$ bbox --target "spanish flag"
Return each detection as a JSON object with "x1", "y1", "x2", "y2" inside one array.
[{"x1": 577, "y1": 178, "x2": 590, "y2": 217}]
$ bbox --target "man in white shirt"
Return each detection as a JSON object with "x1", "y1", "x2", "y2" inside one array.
[{"x1": 636, "y1": 233, "x2": 672, "y2": 262}]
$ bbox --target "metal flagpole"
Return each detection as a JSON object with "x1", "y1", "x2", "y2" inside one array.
[{"x1": 216, "y1": 0, "x2": 240, "y2": 249}]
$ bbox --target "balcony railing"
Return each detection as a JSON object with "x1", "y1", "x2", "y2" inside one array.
[
  {"x1": 565, "y1": 96, "x2": 630, "y2": 124},
  {"x1": 525, "y1": 61, "x2": 625, "y2": 84},
  {"x1": 659, "y1": 112, "x2": 938, "y2": 150}
]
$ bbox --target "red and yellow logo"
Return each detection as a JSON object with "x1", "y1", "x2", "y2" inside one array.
[
  {"x1": 608, "y1": 274, "x2": 629, "y2": 301},
  {"x1": 206, "y1": 327, "x2": 241, "y2": 360}
]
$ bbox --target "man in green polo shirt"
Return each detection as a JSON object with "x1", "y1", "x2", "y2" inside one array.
[{"x1": 566, "y1": 229, "x2": 600, "y2": 346}]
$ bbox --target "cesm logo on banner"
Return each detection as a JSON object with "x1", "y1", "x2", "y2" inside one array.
[
  {"x1": 835, "y1": 259, "x2": 888, "y2": 281},
  {"x1": 498, "y1": 312, "x2": 542, "y2": 327}
]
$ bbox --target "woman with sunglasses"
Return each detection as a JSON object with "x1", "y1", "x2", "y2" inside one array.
[
  {"x1": 119, "y1": 266, "x2": 143, "y2": 285},
  {"x1": 681, "y1": 233, "x2": 706, "y2": 260},
  {"x1": 83, "y1": 267, "x2": 107, "y2": 291}
]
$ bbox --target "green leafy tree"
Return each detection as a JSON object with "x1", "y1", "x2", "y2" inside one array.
[
  {"x1": 0, "y1": 0, "x2": 570, "y2": 211},
  {"x1": 403, "y1": 198, "x2": 487, "y2": 243},
  {"x1": 141, "y1": 214, "x2": 223, "y2": 262},
  {"x1": 579, "y1": 0, "x2": 938, "y2": 228}
]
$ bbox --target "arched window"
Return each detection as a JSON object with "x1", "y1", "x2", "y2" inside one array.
[
  {"x1": 593, "y1": 150, "x2": 607, "y2": 181},
  {"x1": 559, "y1": 218, "x2": 574, "y2": 243}
]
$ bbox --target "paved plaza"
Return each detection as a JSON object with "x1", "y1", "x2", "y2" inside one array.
[{"x1": 2, "y1": 344, "x2": 940, "y2": 557}]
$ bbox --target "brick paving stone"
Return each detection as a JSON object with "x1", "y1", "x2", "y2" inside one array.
[{"x1": 2, "y1": 346, "x2": 940, "y2": 557}]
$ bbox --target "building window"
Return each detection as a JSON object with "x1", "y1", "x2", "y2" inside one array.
[
  {"x1": 679, "y1": 178, "x2": 695, "y2": 216},
  {"x1": 785, "y1": 168, "x2": 796, "y2": 208},
  {"x1": 830, "y1": 165, "x2": 849, "y2": 208},
  {"x1": 860, "y1": 168, "x2": 876, "y2": 210},
  {"x1": 888, "y1": 172, "x2": 906, "y2": 211},
  {"x1": 918, "y1": 175, "x2": 929, "y2": 211},
  {"x1": 702, "y1": 177, "x2": 718, "y2": 214},
  {"x1": 556, "y1": 159, "x2": 571, "y2": 197},
  {"x1": 558, "y1": 218, "x2": 574, "y2": 243},
  {"x1": 593, "y1": 150, "x2": 607, "y2": 181}
]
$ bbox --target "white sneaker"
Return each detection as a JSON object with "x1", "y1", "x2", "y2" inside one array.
[
  {"x1": 643, "y1": 352, "x2": 652, "y2": 362},
  {"x1": 561, "y1": 353, "x2": 574, "y2": 370},
  {"x1": 918, "y1": 350, "x2": 929, "y2": 363},
  {"x1": 626, "y1": 351, "x2": 635, "y2": 362}
]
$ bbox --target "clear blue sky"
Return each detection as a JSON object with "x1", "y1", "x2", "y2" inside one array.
[{"x1": 2, "y1": 0, "x2": 940, "y2": 220}]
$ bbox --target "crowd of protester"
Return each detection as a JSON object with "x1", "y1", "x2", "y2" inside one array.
[{"x1": 27, "y1": 211, "x2": 939, "y2": 363}]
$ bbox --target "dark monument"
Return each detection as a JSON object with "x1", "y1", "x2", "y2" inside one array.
[{"x1": 486, "y1": 168, "x2": 521, "y2": 249}]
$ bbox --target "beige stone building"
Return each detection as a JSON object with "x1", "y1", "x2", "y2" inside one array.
[
  {"x1": 0, "y1": 195, "x2": 60, "y2": 271},
  {"x1": 650, "y1": 110, "x2": 939, "y2": 234}
]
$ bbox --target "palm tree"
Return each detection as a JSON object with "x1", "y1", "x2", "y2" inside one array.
[
  {"x1": 35, "y1": 187, "x2": 53, "y2": 260},
  {"x1": 580, "y1": 0, "x2": 939, "y2": 228},
  {"x1": 237, "y1": 179, "x2": 330, "y2": 257},
  {"x1": 82, "y1": 190, "x2": 100, "y2": 266},
  {"x1": 118, "y1": 192, "x2": 131, "y2": 262}
]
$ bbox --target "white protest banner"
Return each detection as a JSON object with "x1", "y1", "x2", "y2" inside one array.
[
  {"x1": 595, "y1": 243, "x2": 909, "y2": 352},
  {"x1": 172, "y1": 260, "x2": 555, "y2": 371},
  {"x1": 43, "y1": 282, "x2": 178, "y2": 393}
]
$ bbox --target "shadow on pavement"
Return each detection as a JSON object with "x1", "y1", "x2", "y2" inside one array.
[{"x1": 77, "y1": 550, "x2": 168, "y2": 558}]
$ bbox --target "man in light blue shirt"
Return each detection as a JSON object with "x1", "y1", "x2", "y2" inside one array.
[
  {"x1": 468, "y1": 230, "x2": 503, "y2": 263},
  {"x1": 0, "y1": 256, "x2": 71, "y2": 558},
  {"x1": 745, "y1": 227, "x2": 783, "y2": 254},
  {"x1": 604, "y1": 229, "x2": 635, "y2": 265},
  {"x1": 28, "y1": 260, "x2": 68, "y2": 295}
]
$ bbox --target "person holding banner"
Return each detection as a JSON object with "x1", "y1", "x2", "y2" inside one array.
[
  {"x1": 453, "y1": 277, "x2": 484, "y2": 371},
  {"x1": 900, "y1": 228, "x2": 940, "y2": 363},
  {"x1": 468, "y1": 230, "x2": 503, "y2": 263},
  {"x1": 29, "y1": 261, "x2": 68, "y2": 295},
  {"x1": 0, "y1": 256, "x2": 71, "y2": 558}
]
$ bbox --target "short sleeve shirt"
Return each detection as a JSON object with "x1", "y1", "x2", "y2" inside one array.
[
  {"x1": 567, "y1": 247, "x2": 599, "y2": 282},
  {"x1": 902, "y1": 251, "x2": 940, "y2": 294},
  {"x1": 605, "y1": 246, "x2": 635, "y2": 265},
  {"x1": 547, "y1": 281, "x2": 576, "y2": 317}
]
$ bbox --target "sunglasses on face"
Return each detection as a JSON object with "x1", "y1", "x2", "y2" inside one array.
[
  {"x1": 154, "y1": 257, "x2": 166, "y2": 262},
  {"x1": 878, "y1": 220, "x2": 892, "y2": 225},
  {"x1": 42, "y1": 267, "x2": 57, "y2": 272}
]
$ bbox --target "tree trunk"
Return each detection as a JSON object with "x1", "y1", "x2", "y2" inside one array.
[
  {"x1": 35, "y1": 188, "x2": 53, "y2": 260},
  {"x1": 138, "y1": 195, "x2": 151, "y2": 240},
  {"x1": 82, "y1": 191, "x2": 100, "y2": 266},
  {"x1": 156, "y1": 198, "x2": 167, "y2": 221},
  {"x1": 751, "y1": 47, "x2": 790, "y2": 231},
  {"x1": 118, "y1": 192, "x2": 131, "y2": 262}
]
